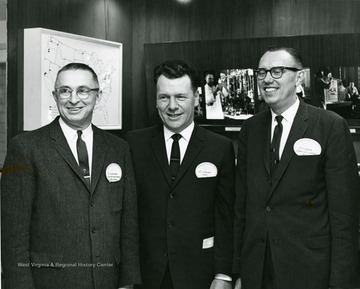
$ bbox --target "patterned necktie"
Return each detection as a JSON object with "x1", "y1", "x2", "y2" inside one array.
[
  {"x1": 170, "y1": 134, "x2": 182, "y2": 182},
  {"x1": 77, "y1": 130, "x2": 90, "y2": 186},
  {"x1": 270, "y1": 115, "x2": 283, "y2": 177}
]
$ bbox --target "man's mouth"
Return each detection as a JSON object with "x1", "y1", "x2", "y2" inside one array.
[
  {"x1": 264, "y1": 87, "x2": 277, "y2": 92},
  {"x1": 167, "y1": 112, "x2": 182, "y2": 118},
  {"x1": 67, "y1": 107, "x2": 83, "y2": 112}
]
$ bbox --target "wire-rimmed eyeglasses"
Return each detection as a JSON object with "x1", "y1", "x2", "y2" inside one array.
[
  {"x1": 256, "y1": 66, "x2": 301, "y2": 80},
  {"x1": 54, "y1": 87, "x2": 100, "y2": 99}
]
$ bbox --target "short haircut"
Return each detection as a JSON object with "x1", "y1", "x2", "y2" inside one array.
[
  {"x1": 265, "y1": 46, "x2": 303, "y2": 69},
  {"x1": 154, "y1": 59, "x2": 200, "y2": 92},
  {"x1": 55, "y1": 63, "x2": 99, "y2": 87}
]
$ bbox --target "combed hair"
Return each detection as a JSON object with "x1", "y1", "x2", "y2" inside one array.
[
  {"x1": 266, "y1": 46, "x2": 303, "y2": 69},
  {"x1": 56, "y1": 63, "x2": 99, "y2": 86},
  {"x1": 154, "y1": 59, "x2": 200, "y2": 92}
]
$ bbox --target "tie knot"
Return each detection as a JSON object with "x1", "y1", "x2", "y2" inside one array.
[
  {"x1": 77, "y1": 130, "x2": 83, "y2": 137},
  {"x1": 275, "y1": 115, "x2": 283, "y2": 125},
  {"x1": 171, "y1": 134, "x2": 182, "y2": 142}
]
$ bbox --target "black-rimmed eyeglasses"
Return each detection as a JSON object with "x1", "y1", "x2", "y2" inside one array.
[
  {"x1": 54, "y1": 87, "x2": 100, "y2": 99},
  {"x1": 256, "y1": 66, "x2": 301, "y2": 80}
]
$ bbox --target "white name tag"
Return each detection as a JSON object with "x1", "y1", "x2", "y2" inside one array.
[
  {"x1": 195, "y1": 162, "x2": 218, "y2": 178},
  {"x1": 106, "y1": 163, "x2": 122, "y2": 182},
  {"x1": 293, "y1": 138, "x2": 322, "y2": 156},
  {"x1": 202, "y1": 236, "x2": 214, "y2": 249}
]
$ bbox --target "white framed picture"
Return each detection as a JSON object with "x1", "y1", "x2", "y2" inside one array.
[{"x1": 23, "y1": 27, "x2": 123, "y2": 130}]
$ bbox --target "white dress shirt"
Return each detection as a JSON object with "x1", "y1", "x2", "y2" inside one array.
[
  {"x1": 59, "y1": 118, "x2": 94, "y2": 177},
  {"x1": 163, "y1": 122, "x2": 195, "y2": 164},
  {"x1": 270, "y1": 97, "x2": 300, "y2": 159}
]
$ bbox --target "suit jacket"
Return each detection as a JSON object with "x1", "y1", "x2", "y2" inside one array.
[
  {"x1": 1, "y1": 117, "x2": 141, "y2": 289},
  {"x1": 234, "y1": 100, "x2": 360, "y2": 289},
  {"x1": 127, "y1": 124, "x2": 235, "y2": 289}
]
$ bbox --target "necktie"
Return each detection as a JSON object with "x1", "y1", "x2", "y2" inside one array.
[
  {"x1": 270, "y1": 115, "x2": 283, "y2": 177},
  {"x1": 170, "y1": 134, "x2": 182, "y2": 182},
  {"x1": 77, "y1": 130, "x2": 90, "y2": 186}
]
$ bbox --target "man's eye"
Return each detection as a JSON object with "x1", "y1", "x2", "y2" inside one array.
[
  {"x1": 59, "y1": 88, "x2": 71, "y2": 94},
  {"x1": 177, "y1": 96, "x2": 186, "y2": 101},
  {"x1": 77, "y1": 88, "x2": 88, "y2": 94},
  {"x1": 159, "y1": 96, "x2": 168, "y2": 101}
]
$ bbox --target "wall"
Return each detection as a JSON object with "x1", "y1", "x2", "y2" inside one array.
[
  {"x1": 6, "y1": 0, "x2": 360, "y2": 142},
  {"x1": 132, "y1": 0, "x2": 360, "y2": 129},
  {"x1": 0, "y1": 10, "x2": 6, "y2": 167}
]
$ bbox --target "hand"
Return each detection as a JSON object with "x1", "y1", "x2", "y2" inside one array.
[
  {"x1": 118, "y1": 286, "x2": 133, "y2": 289},
  {"x1": 234, "y1": 277, "x2": 242, "y2": 289},
  {"x1": 209, "y1": 279, "x2": 232, "y2": 289}
]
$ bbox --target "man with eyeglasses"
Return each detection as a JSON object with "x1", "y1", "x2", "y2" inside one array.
[
  {"x1": 127, "y1": 60, "x2": 235, "y2": 289},
  {"x1": 234, "y1": 46, "x2": 359, "y2": 289},
  {"x1": 2, "y1": 63, "x2": 141, "y2": 289}
]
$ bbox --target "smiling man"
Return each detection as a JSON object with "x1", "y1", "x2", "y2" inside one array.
[
  {"x1": 234, "y1": 46, "x2": 360, "y2": 289},
  {"x1": 127, "y1": 60, "x2": 235, "y2": 289},
  {"x1": 2, "y1": 63, "x2": 141, "y2": 289}
]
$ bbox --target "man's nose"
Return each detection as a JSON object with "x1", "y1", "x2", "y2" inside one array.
[
  {"x1": 263, "y1": 71, "x2": 273, "y2": 82},
  {"x1": 68, "y1": 90, "x2": 81, "y2": 103},
  {"x1": 168, "y1": 97, "x2": 178, "y2": 109}
]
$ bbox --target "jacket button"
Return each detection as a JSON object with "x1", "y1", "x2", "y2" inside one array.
[
  {"x1": 261, "y1": 237, "x2": 265, "y2": 243},
  {"x1": 90, "y1": 201, "x2": 95, "y2": 207},
  {"x1": 266, "y1": 206, "x2": 271, "y2": 212},
  {"x1": 92, "y1": 228, "x2": 96, "y2": 233},
  {"x1": 167, "y1": 221, "x2": 173, "y2": 228},
  {"x1": 169, "y1": 193, "x2": 174, "y2": 199}
]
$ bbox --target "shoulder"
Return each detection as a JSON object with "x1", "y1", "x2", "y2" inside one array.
[
  {"x1": 196, "y1": 125, "x2": 232, "y2": 145},
  {"x1": 93, "y1": 125, "x2": 129, "y2": 148},
  {"x1": 126, "y1": 125, "x2": 160, "y2": 143}
]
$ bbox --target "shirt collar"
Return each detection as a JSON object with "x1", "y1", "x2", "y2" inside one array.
[
  {"x1": 163, "y1": 122, "x2": 195, "y2": 142},
  {"x1": 59, "y1": 117, "x2": 93, "y2": 141},
  {"x1": 271, "y1": 97, "x2": 300, "y2": 123}
]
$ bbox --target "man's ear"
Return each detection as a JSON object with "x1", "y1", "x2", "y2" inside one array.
[
  {"x1": 96, "y1": 90, "x2": 102, "y2": 104},
  {"x1": 52, "y1": 91, "x2": 58, "y2": 103},
  {"x1": 194, "y1": 90, "x2": 200, "y2": 107},
  {"x1": 295, "y1": 70, "x2": 305, "y2": 87}
]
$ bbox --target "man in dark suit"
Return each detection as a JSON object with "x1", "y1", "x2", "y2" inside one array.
[
  {"x1": 1, "y1": 63, "x2": 141, "y2": 289},
  {"x1": 234, "y1": 46, "x2": 360, "y2": 289},
  {"x1": 127, "y1": 60, "x2": 235, "y2": 289}
]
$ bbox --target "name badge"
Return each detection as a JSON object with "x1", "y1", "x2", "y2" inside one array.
[
  {"x1": 106, "y1": 163, "x2": 122, "y2": 182},
  {"x1": 293, "y1": 138, "x2": 321, "y2": 156},
  {"x1": 195, "y1": 162, "x2": 218, "y2": 178}
]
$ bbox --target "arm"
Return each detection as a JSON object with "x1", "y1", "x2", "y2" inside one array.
[
  {"x1": 325, "y1": 117, "x2": 360, "y2": 288},
  {"x1": 214, "y1": 140, "x2": 236, "y2": 278},
  {"x1": 118, "y1": 145, "x2": 142, "y2": 287},
  {"x1": 1, "y1": 137, "x2": 36, "y2": 289}
]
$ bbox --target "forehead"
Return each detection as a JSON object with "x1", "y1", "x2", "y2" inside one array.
[
  {"x1": 56, "y1": 70, "x2": 96, "y2": 86},
  {"x1": 157, "y1": 75, "x2": 193, "y2": 93},
  {"x1": 259, "y1": 50, "x2": 295, "y2": 68}
]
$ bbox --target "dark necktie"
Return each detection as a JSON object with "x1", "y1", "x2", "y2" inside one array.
[
  {"x1": 77, "y1": 130, "x2": 90, "y2": 186},
  {"x1": 170, "y1": 134, "x2": 182, "y2": 182},
  {"x1": 270, "y1": 115, "x2": 283, "y2": 177}
]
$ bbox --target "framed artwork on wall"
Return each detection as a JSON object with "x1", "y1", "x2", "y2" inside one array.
[{"x1": 23, "y1": 27, "x2": 123, "y2": 130}]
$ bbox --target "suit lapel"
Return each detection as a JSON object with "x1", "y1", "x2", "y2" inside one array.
[
  {"x1": 150, "y1": 126, "x2": 173, "y2": 187},
  {"x1": 262, "y1": 111, "x2": 272, "y2": 176},
  {"x1": 50, "y1": 117, "x2": 91, "y2": 191},
  {"x1": 268, "y1": 101, "x2": 309, "y2": 199},
  {"x1": 171, "y1": 125, "x2": 203, "y2": 189},
  {"x1": 90, "y1": 125, "x2": 106, "y2": 195}
]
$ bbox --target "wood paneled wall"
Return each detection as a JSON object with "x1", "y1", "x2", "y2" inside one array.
[
  {"x1": 132, "y1": 0, "x2": 360, "y2": 129},
  {"x1": 6, "y1": 0, "x2": 360, "y2": 141}
]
